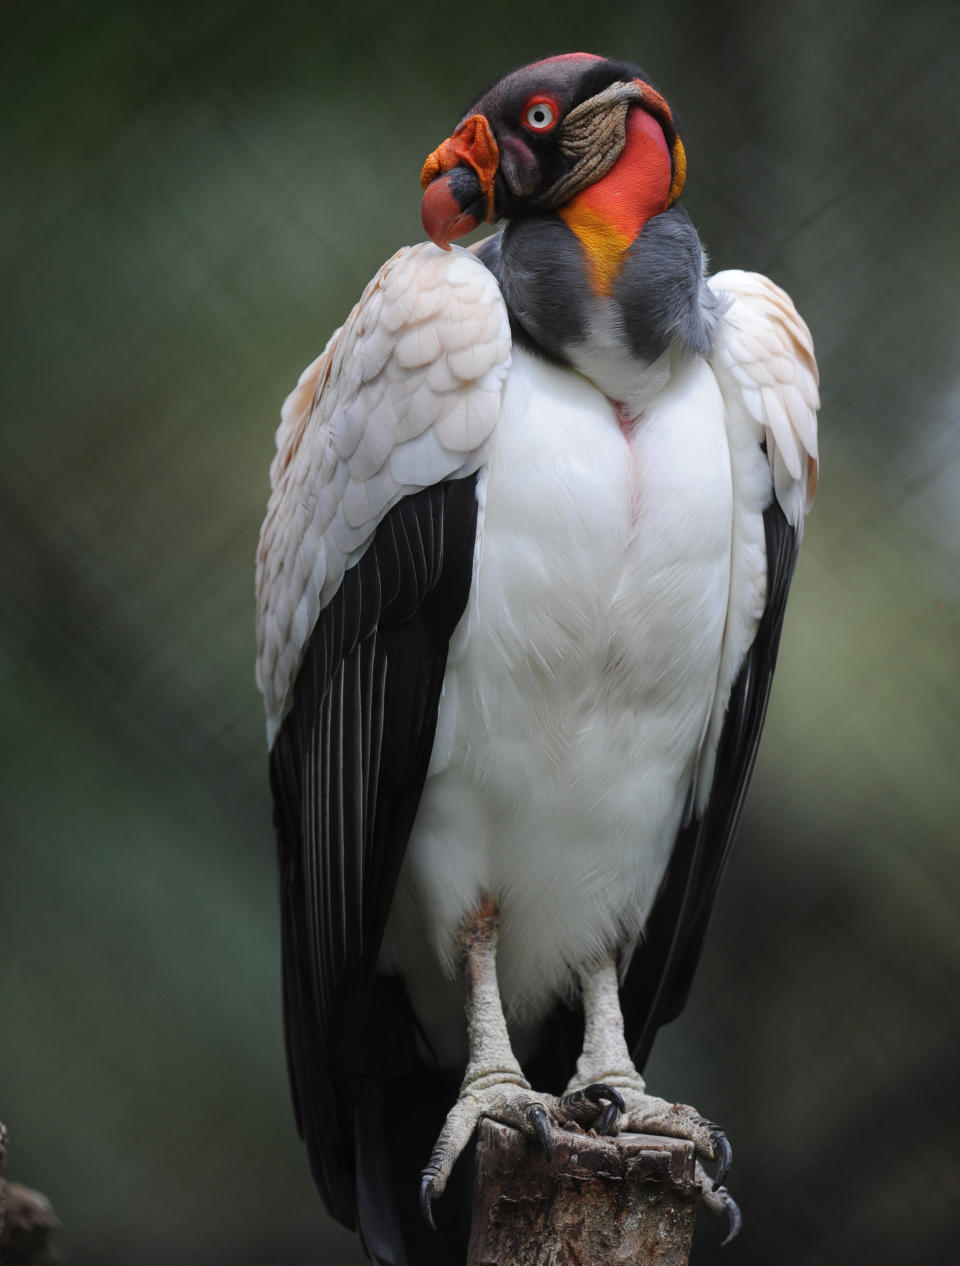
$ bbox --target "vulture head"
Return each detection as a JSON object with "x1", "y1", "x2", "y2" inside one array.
[{"x1": 420, "y1": 52, "x2": 686, "y2": 249}]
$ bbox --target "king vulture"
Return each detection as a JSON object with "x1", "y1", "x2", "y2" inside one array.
[{"x1": 256, "y1": 51, "x2": 819, "y2": 1266}]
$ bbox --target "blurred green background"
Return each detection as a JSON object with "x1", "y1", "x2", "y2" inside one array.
[{"x1": 2, "y1": 1, "x2": 958, "y2": 1263}]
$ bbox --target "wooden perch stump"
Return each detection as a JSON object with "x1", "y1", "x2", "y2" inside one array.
[{"x1": 468, "y1": 1119, "x2": 700, "y2": 1265}]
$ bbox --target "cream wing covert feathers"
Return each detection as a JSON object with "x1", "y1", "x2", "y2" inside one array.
[
  {"x1": 256, "y1": 243, "x2": 510, "y2": 745},
  {"x1": 688, "y1": 270, "x2": 820, "y2": 811},
  {"x1": 710, "y1": 269, "x2": 819, "y2": 524}
]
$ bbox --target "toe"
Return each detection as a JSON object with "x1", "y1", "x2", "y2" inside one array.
[
  {"x1": 718, "y1": 1188, "x2": 743, "y2": 1245},
  {"x1": 687, "y1": 1114, "x2": 732, "y2": 1185},
  {"x1": 695, "y1": 1161, "x2": 742, "y2": 1243},
  {"x1": 558, "y1": 1082, "x2": 626, "y2": 1133}
]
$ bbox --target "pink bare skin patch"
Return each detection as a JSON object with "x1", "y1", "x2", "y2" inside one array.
[{"x1": 613, "y1": 400, "x2": 643, "y2": 523}]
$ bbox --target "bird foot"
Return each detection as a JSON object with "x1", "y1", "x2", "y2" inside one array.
[
  {"x1": 419, "y1": 1077, "x2": 624, "y2": 1227},
  {"x1": 695, "y1": 1161, "x2": 743, "y2": 1245},
  {"x1": 571, "y1": 1072, "x2": 730, "y2": 1179},
  {"x1": 565, "y1": 1073, "x2": 739, "y2": 1241}
]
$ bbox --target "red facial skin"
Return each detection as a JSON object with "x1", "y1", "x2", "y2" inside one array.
[{"x1": 568, "y1": 106, "x2": 672, "y2": 243}]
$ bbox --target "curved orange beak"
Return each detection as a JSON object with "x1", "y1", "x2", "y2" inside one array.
[{"x1": 420, "y1": 114, "x2": 500, "y2": 249}]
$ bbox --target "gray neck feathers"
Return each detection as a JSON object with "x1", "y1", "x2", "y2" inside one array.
[{"x1": 476, "y1": 206, "x2": 716, "y2": 381}]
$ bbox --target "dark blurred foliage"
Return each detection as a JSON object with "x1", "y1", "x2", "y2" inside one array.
[{"x1": 1, "y1": 1, "x2": 958, "y2": 1263}]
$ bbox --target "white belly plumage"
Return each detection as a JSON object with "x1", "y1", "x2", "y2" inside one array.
[{"x1": 381, "y1": 346, "x2": 736, "y2": 1065}]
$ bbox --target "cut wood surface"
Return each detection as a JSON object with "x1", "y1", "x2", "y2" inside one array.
[{"x1": 468, "y1": 1118, "x2": 701, "y2": 1265}]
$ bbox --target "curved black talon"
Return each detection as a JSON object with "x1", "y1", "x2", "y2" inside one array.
[
  {"x1": 599, "y1": 1100, "x2": 620, "y2": 1135},
  {"x1": 419, "y1": 1172, "x2": 438, "y2": 1231},
  {"x1": 581, "y1": 1082, "x2": 626, "y2": 1111},
  {"x1": 528, "y1": 1104, "x2": 553, "y2": 1159},
  {"x1": 717, "y1": 1186, "x2": 742, "y2": 1245},
  {"x1": 581, "y1": 1082, "x2": 626, "y2": 1135},
  {"x1": 710, "y1": 1129, "x2": 733, "y2": 1190},
  {"x1": 557, "y1": 1082, "x2": 623, "y2": 1133}
]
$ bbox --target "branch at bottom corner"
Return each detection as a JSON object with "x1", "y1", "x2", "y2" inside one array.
[{"x1": 0, "y1": 1122, "x2": 63, "y2": 1266}]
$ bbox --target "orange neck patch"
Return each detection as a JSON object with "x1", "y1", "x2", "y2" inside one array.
[
  {"x1": 559, "y1": 107, "x2": 672, "y2": 295},
  {"x1": 558, "y1": 201, "x2": 632, "y2": 296}
]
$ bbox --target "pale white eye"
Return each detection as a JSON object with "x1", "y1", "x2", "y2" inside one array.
[{"x1": 525, "y1": 102, "x2": 555, "y2": 130}]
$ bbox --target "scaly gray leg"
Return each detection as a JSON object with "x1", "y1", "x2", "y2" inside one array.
[
  {"x1": 419, "y1": 900, "x2": 621, "y2": 1226},
  {"x1": 566, "y1": 954, "x2": 741, "y2": 1242}
]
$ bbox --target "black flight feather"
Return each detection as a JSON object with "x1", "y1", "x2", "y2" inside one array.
[{"x1": 269, "y1": 476, "x2": 480, "y2": 1263}]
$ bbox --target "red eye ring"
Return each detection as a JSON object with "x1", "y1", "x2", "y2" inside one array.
[{"x1": 520, "y1": 93, "x2": 561, "y2": 133}]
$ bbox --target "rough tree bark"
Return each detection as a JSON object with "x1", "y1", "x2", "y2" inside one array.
[{"x1": 468, "y1": 1119, "x2": 701, "y2": 1265}]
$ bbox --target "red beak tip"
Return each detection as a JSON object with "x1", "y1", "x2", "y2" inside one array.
[
  {"x1": 422, "y1": 216, "x2": 452, "y2": 250},
  {"x1": 421, "y1": 174, "x2": 480, "y2": 249}
]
